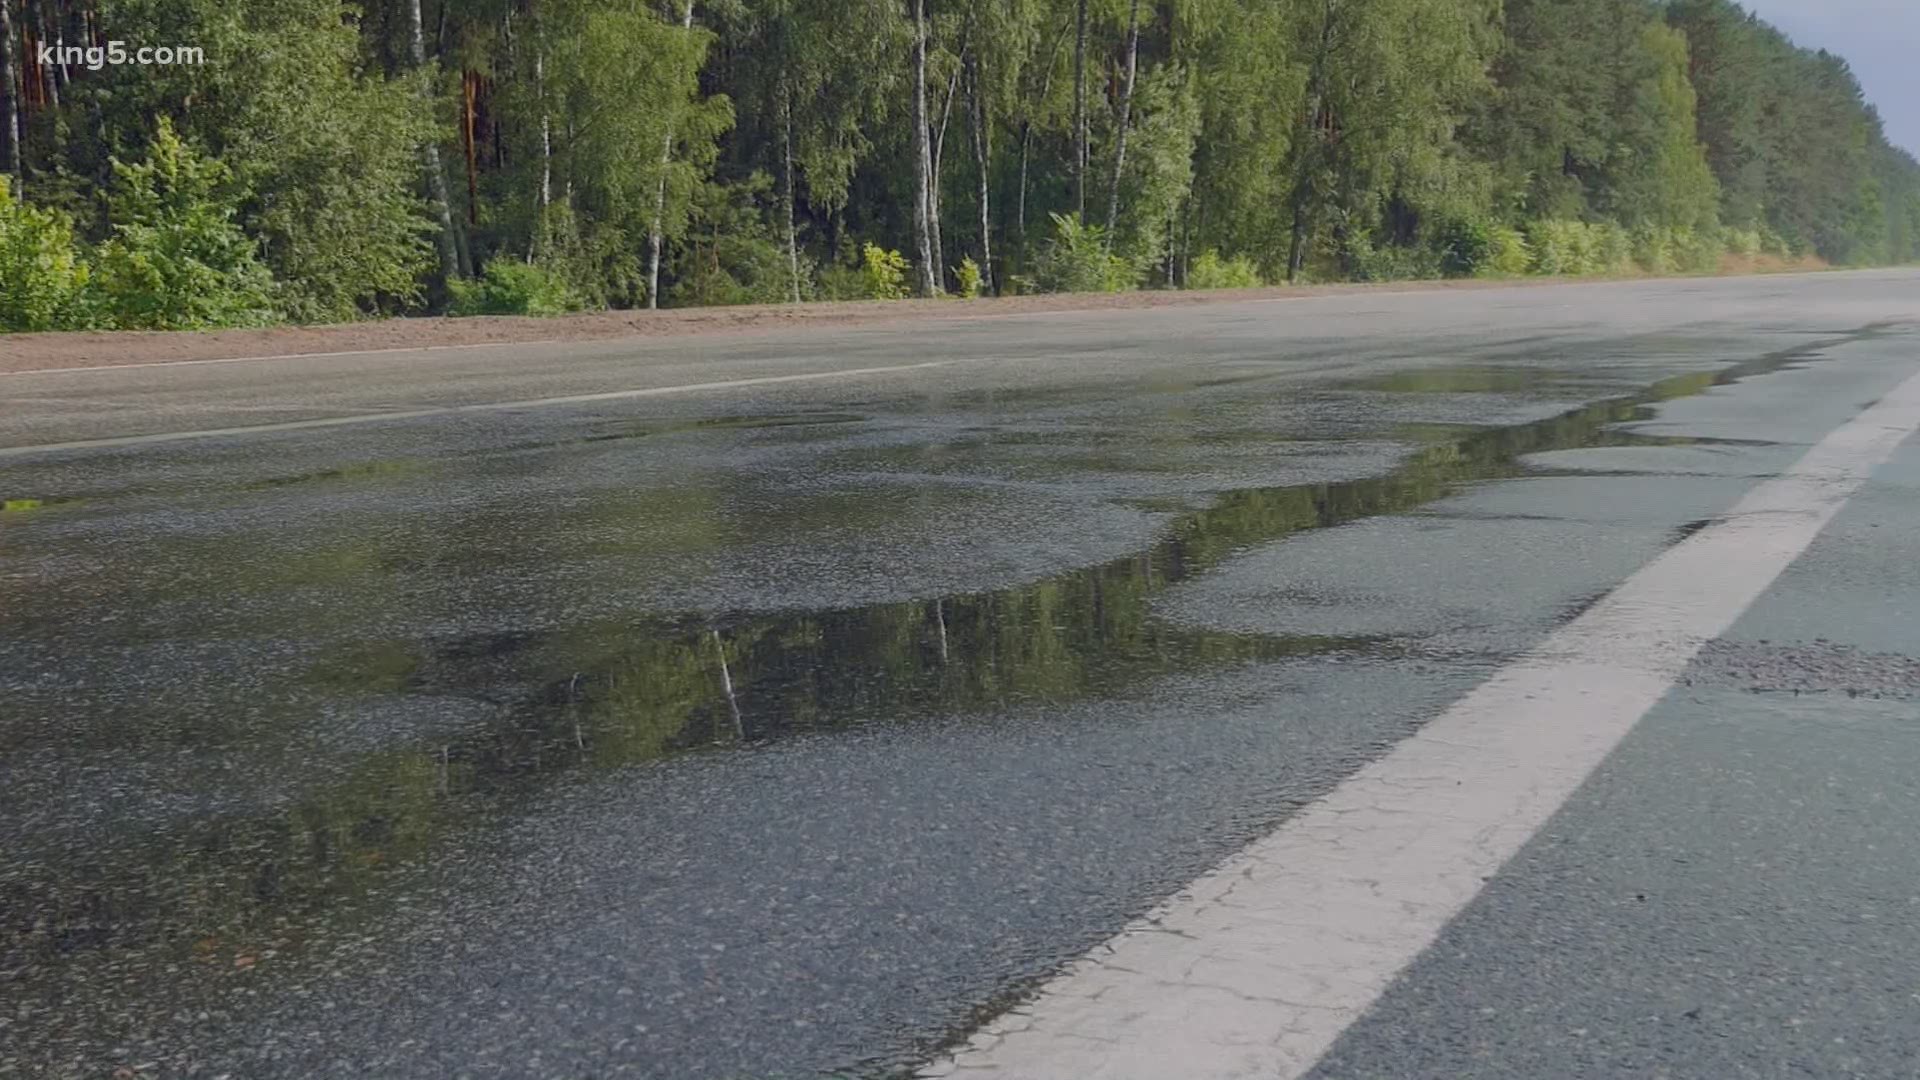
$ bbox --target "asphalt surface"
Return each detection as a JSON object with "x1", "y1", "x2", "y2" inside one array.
[{"x1": 3, "y1": 271, "x2": 1919, "y2": 1079}]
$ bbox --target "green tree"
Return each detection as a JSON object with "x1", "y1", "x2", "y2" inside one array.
[
  {"x1": 0, "y1": 176, "x2": 91, "y2": 331},
  {"x1": 92, "y1": 118, "x2": 279, "y2": 329}
]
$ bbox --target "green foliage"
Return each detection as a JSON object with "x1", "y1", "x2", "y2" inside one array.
[
  {"x1": 1667, "y1": 0, "x2": 1908, "y2": 264},
  {"x1": 447, "y1": 259, "x2": 584, "y2": 317},
  {"x1": 1593, "y1": 222, "x2": 1635, "y2": 274},
  {"x1": 1485, "y1": 226, "x2": 1533, "y2": 276},
  {"x1": 1346, "y1": 234, "x2": 1442, "y2": 283},
  {"x1": 1720, "y1": 222, "x2": 1758, "y2": 255},
  {"x1": 1185, "y1": 251, "x2": 1262, "y2": 290},
  {"x1": 1434, "y1": 219, "x2": 1493, "y2": 278},
  {"x1": 1111, "y1": 64, "x2": 1201, "y2": 270},
  {"x1": 91, "y1": 119, "x2": 280, "y2": 330},
  {"x1": 5, "y1": 0, "x2": 1915, "y2": 331},
  {"x1": 1030, "y1": 213, "x2": 1139, "y2": 294},
  {"x1": 859, "y1": 243, "x2": 911, "y2": 301},
  {"x1": 953, "y1": 257, "x2": 985, "y2": 299},
  {"x1": 214, "y1": 0, "x2": 436, "y2": 321},
  {"x1": 1603, "y1": 22, "x2": 1721, "y2": 233},
  {"x1": 670, "y1": 176, "x2": 808, "y2": 307},
  {"x1": 1526, "y1": 220, "x2": 1584, "y2": 276},
  {"x1": 0, "y1": 178, "x2": 93, "y2": 331}
]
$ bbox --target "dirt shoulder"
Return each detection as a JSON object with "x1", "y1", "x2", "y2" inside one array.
[{"x1": 0, "y1": 269, "x2": 1826, "y2": 375}]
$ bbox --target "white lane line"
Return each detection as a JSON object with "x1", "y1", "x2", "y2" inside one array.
[
  {"x1": 921, "y1": 363, "x2": 1920, "y2": 1080},
  {"x1": 0, "y1": 357, "x2": 994, "y2": 458}
]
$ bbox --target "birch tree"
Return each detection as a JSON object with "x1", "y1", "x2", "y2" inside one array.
[
  {"x1": 406, "y1": 0, "x2": 466, "y2": 282},
  {"x1": 1, "y1": 0, "x2": 21, "y2": 194}
]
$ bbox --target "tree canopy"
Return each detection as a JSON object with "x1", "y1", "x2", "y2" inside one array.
[{"x1": 0, "y1": 0, "x2": 1914, "y2": 329}]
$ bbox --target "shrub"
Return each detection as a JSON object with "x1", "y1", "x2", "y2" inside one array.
[
  {"x1": 816, "y1": 263, "x2": 866, "y2": 301},
  {"x1": 1724, "y1": 227, "x2": 1763, "y2": 259},
  {"x1": 1674, "y1": 227, "x2": 1723, "y2": 274},
  {"x1": 91, "y1": 119, "x2": 279, "y2": 329},
  {"x1": 953, "y1": 256, "x2": 985, "y2": 299},
  {"x1": 1434, "y1": 220, "x2": 1493, "y2": 278},
  {"x1": 1528, "y1": 220, "x2": 1601, "y2": 276},
  {"x1": 0, "y1": 177, "x2": 93, "y2": 331},
  {"x1": 1186, "y1": 250, "x2": 1263, "y2": 290},
  {"x1": 1029, "y1": 212, "x2": 1139, "y2": 293},
  {"x1": 1347, "y1": 233, "x2": 1441, "y2": 282},
  {"x1": 1485, "y1": 226, "x2": 1532, "y2": 277},
  {"x1": 1630, "y1": 225, "x2": 1723, "y2": 275},
  {"x1": 1633, "y1": 225, "x2": 1676, "y2": 274},
  {"x1": 448, "y1": 259, "x2": 584, "y2": 316},
  {"x1": 860, "y1": 243, "x2": 911, "y2": 300},
  {"x1": 1593, "y1": 222, "x2": 1634, "y2": 274}
]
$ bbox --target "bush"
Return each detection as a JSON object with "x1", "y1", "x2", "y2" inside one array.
[
  {"x1": 816, "y1": 263, "x2": 867, "y2": 301},
  {"x1": 813, "y1": 243, "x2": 913, "y2": 301},
  {"x1": 1593, "y1": 222, "x2": 1634, "y2": 274},
  {"x1": 1485, "y1": 226, "x2": 1532, "y2": 276},
  {"x1": 0, "y1": 177, "x2": 93, "y2": 331},
  {"x1": 860, "y1": 243, "x2": 911, "y2": 299},
  {"x1": 1186, "y1": 250, "x2": 1263, "y2": 290},
  {"x1": 1434, "y1": 220, "x2": 1493, "y2": 278},
  {"x1": 1675, "y1": 227, "x2": 1723, "y2": 274},
  {"x1": 1528, "y1": 220, "x2": 1602, "y2": 276},
  {"x1": 1347, "y1": 233, "x2": 1440, "y2": 282},
  {"x1": 1029, "y1": 212, "x2": 1139, "y2": 293},
  {"x1": 448, "y1": 259, "x2": 584, "y2": 316},
  {"x1": 91, "y1": 119, "x2": 280, "y2": 329},
  {"x1": 953, "y1": 256, "x2": 985, "y2": 299},
  {"x1": 1723, "y1": 227, "x2": 1763, "y2": 259},
  {"x1": 1630, "y1": 225, "x2": 1723, "y2": 275}
]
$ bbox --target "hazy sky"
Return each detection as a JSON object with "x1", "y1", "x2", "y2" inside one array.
[{"x1": 1742, "y1": 0, "x2": 1920, "y2": 156}]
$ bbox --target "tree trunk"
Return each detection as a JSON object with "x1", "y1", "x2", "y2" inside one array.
[
  {"x1": 1286, "y1": 3, "x2": 1339, "y2": 284},
  {"x1": 1015, "y1": 119, "x2": 1030, "y2": 256},
  {"x1": 929, "y1": 51, "x2": 962, "y2": 278},
  {"x1": 461, "y1": 71, "x2": 480, "y2": 227},
  {"x1": 1072, "y1": 0, "x2": 1087, "y2": 222},
  {"x1": 969, "y1": 55, "x2": 993, "y2": 294},
  {"x1": 1, "y1": 0, "x2": 21, "y2": 194},
  {"x1": 536, "y1": 50, "x2": 551, "y2": 215},
  {"x1": 1011, "y1": 15, "x2": 1069, "y2": 273},
  {"x1": 911, "y1": 0, "x2": 938, "y2": 296},
  {"x1": 1165, "y1": 202, "x2": 1177, "y2": 285},
  {"x1": 647, "y1": 0, "x2": 696, "y2": 309},
  {"x1": 1286, "y1": 181, "x2": 1314, "y2": 283},
  {"x1": 407, "y1": 0, "x2": 464, "y2": 283},
  {"x1": 782, "y1": 86, "x2": 801, "y2": 304},
  {"x1": 1103, "y1": 0, "x2": 1141, "y2": 245},
  {"x1": 35, "y1": 0, "x2": 61, "y2": 108}
]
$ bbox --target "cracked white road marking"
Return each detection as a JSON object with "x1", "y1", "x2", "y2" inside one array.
[
  {"x1": 0, "y1": 357, "x2": 1003, "y2": 458},
  {"x1": 920, "y1": 363, "x2": 1920, "y2": 1080}
]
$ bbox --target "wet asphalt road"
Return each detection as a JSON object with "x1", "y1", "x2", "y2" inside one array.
[{"x1": 3, "y1": 271, "x2": 1919, "y2": 1079}]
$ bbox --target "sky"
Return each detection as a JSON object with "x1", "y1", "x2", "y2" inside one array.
[{"x1": 1742, "y1": 0, "x2": 1920, "y2": 156}]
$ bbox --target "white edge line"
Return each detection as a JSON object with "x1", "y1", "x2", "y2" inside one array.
[{"x1": 920, "y1": 360, "x2": 1920, "y2": 1080}]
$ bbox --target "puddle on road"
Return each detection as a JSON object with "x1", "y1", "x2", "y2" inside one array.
[{"x1": 0, "y1": 329, "x2": 1884, "y2": 1013}]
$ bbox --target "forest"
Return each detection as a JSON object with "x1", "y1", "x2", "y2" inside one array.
[{"x1": 1, "y1": 0, "x2": 1917, "y2": 331}]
